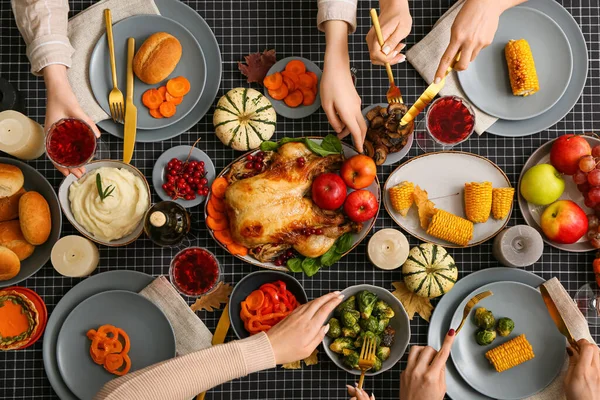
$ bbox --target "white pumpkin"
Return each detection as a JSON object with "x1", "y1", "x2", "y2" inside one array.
[
  {"x1": 213, "y1": 88, "x2": 276, "y2": 151},
  {"x1": 402, "y1": 243, "x2": 457, "y2": 299}
]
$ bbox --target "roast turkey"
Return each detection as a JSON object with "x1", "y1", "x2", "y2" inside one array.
[{"x1": 224, "y1": 142, "x2": 361, "y2": 261}]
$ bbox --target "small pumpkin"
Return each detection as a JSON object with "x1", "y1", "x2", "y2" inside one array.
[
  {"x1": 402, "y1": 243, "x2": 457, "y2": 299},
  {"x1": 213, "y1": 88, "x2": 276, "y2": 151}
]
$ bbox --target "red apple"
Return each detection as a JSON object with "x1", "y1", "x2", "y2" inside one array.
[
  {"x1": 312, "y1": 173, "x2": 347, "y2": 210},
  {"x1": 344, "y1": 190, "x2": 378, "y2": 222},
  {"x1": 341, "y1": 155, "x2": 377, "y2": 189},
  {"x1": 550, "y1": 135, "x2": 592, "y2": 175},
  {"x1": 540, "y1": 200, "x2": 588, "y2": 244}
]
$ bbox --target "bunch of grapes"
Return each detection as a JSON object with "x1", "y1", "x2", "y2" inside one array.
[{"x1": 574, "y1": 145, "x2": 600, "y2": 248}]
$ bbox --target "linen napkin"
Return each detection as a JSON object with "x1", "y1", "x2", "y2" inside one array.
[
  {"x1": 405, "y1": 0, "x2": 496, "y2": 135},
  {"x1": 66, "y1": 0, "x2": 160, "y2": 123},
  {"x1": 140, "y1": 276, "x2": 213, "y2": 356}
]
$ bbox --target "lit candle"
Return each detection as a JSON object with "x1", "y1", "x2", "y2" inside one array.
[
  {"x1": 492, "y1": 225, "x2": 544, "y2": 268},
  {"x1": 0, "y1": 111, "x2": 45, "y2": 160},
  {"x1": 51, "y1": 235, "x2": 99, "y2": 277}
]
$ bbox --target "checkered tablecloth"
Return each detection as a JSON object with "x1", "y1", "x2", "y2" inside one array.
[{"x1": 0, "y1": 0, "x2": 599, "y2": 399}]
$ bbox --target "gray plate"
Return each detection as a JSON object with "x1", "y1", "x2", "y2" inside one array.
[
  {"x1": 90, "y1": 15, "x2": 205, "y2": 130},
  {"x1": 450, "y1": 281, "x2": 565, "y2": 399},
  {"x1": 43, "y1": 270, "x2": 154, "y2": 400},
  {"x1": 152, "y1": 145, "x2": 216, "y2": 208},
  {"x1": 322, "y1": 284, "x2": 411, "y2": 376},
  {"x1": 458, "y1": 6, "x2": 572, "y2": 121},
  {"x1": 486, "y1": 0, "x2": 588, "y2": 136},
  {"x1": 97, "y1": 0, "x2": 221, "y2": 141},
  {"x1": 361, "y1": 104, "x2": 414, "y2": 166},
  {"x1": 517, "y1": 136, "x2": 600, "y2": 253},
  {"x1": 56, "y1": 290, "x2": 175, "y2": 400},
  {"x1": 428, "y1": 267, "x2": 545, "y2": 400},
  {"x1": 0, "y1": 157, "x2": 62, "y2": 287},
  {"x1": 263, "y1": 57, "x2": 322, "y2": 119}
]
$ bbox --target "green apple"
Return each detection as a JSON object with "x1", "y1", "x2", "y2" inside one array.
[{"x1": 520, "y1": 164, "x2": 565, "y2": 205}]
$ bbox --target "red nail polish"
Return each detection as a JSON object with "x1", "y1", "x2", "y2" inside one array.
[{"x1": 448, "y1": 329, "x2": 455, "y2": 336}]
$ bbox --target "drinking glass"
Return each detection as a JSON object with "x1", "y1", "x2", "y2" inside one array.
[
  {"x1": 573, "y1": 282, "x2": 600, "y2": 326},
  {"x1": 45, "y1": 118, "x2": 97, "y2": 168}
]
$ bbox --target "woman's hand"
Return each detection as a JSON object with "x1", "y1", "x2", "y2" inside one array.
[
  {"x1": 347, "y1": 383, "x2": 375, "y2": 400},
  {"x1": 321, "y1": 20, "x2": 367, "y2": 153},
  {"x1": 565, "y1": 339, "x2": 600, "y2": 400},
  {"x1": 266, "y1": 291, "x2": 344, "y2": 365},
  {"x1": 400, "y1": 329, "x2": 455, "y2": 400},
  {"x1": 43, "y1": 64, "x2": 101, "y2": 178},
  {"x1": 366, "y1": 0, "x2": 411, "y2": 66}
]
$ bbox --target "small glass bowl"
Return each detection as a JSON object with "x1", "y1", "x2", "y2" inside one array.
[
  {"x1": 169, "y1": 247, "x2": 222, "y2": 298},
  {"x1": 425, "y1": 95, "x2": 476, "y2": 149},
  {"x1": 45, "y1": 118, "x2": 97, "y2": 169}
]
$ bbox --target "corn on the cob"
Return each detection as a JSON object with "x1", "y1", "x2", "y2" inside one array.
[
  {"x1": 426, "y1": 209, "x2": 474, "y2": 247},
  {"x1": 485, "y1": 334, "x2": 535, "y2": 373},
  {"x1": 492, "y1": 188, "x2": 515, "y2": 220},
  {"x1": 505, "y1": 39, "x2": 539, "y2": 97},
  {"x1": 389, "y1": 181, "x2": 414, "y2": 216},
  {"x1": 464, "y1": 182, "x2": 492, "y2": 223}
]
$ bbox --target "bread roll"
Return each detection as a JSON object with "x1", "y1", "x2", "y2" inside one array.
[
  {"x1": 0, "y1": 188, "x2": 25, "y2": 222},
  {"x1": 0, "y1": 246, "x2": 20, "y2": 281},
  {"x1": 19, "y1": 191, "x2": 51, "y2": 245},
  {"x1": 133, "y1": 32, "x2": 182, "y2": 84},
  {"x1": 0, "y1": 164, "x2": 24, "y2": 198},
  {"x1": 0, "y1": 220, "x2": 35, "y2": 261}
]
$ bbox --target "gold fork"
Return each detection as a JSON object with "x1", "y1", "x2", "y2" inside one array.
[
  {"x1": 104, "y1": 9, "x2": 125, "y2": 123},
  {"x1": 357, "y1": 335, "x2": 377, "y2": 389},
  {"x1": 455, "y1": 290, "x2": 493, "y2": 334},
  {"x1": 370, "y1": 9, "x2": 403, "y2": 104}
]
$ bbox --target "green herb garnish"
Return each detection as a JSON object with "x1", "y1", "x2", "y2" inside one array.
[
  {"x1": 286, "y1": 232, "x2": 354, "y2": 277},
  {"x1": 260, "y1": 134, "x2": 344, "y2": 157},
  {"x1": 96, "y1": 173, "x2": 115, "y2": 202}
]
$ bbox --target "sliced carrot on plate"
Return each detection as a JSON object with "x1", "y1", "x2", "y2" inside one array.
[
  {"x1": 285, "y1": 60, "x2": 306, "y2": 75},
  {"x1": 268, "y1": 84, "x2": 289, "y2": 101},
  {"x1": 284, "y1": 90, "x2": 304, "y2": 108},
  {"x1": 211, "y1": 177, "x2": 229, "y2": 198},
  {"x1": 281, "y1": 71, "x2": 299, "y2": 87},
  {"x1": 207, "y1": 215, "x2": 229, "y2": 231},
  {"x1": 159, "y1": 101, "x2": 177, "y2": 118},
  {"x1": 142, "y1": 89, "x2": 163, "y2": 109},
  {"x1": 299, "y1": 87, "x2": 316, "y2": 106},
  {"x1": 263, "y1": 72, "x2": 283, "y2": 90},
  {"x1": 166, "y1": 76, "x2": 191, "y2": 97},
  {"x1": 227, "y1": 242, "x2": 249, "y2": 256},
  {"x1": 149, "y1": 108, "x2": 163, "y2": 119},
  {"x1": 165, "y1": 91, "x2": 183, "y2": 105},
  {"x1": 207, "y1": 200, "x2": 226, "y2": 219},
  {"x1": 157, "y1": 86, "x2": 167, "y2": 101},
  {"x1": 214, "y1": 229, "x2": 234, "y2": 245},
  {"x1": 209, "y1": 195, "x2": 227, "y2": 212},
  {"x1": 298, "y1": 73, "x2": 314, "y2": 88},
  {"x1": 306, "y1": 71, "x2": 318, "y2": 87}
]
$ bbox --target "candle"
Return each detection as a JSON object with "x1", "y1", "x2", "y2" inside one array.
[
  {"x1": 367, "y1": 228, "x2": 410, "y2": 270},
  {"x1": 492, "y1": 225, "x2": 544, "y2": 268},
  {"x1": 51, "y1": 235, "x2": 99, "y2": 277},
  {"x1": 0, "y1": 111, "x2": 45, "y2": 160}
]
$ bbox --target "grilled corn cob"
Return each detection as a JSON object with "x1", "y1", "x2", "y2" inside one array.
[
  {"x1": 505, "y1": 39, "x2": 539, "y2": 96},
  {"x1": 464, "y1": 182, "x2": 492, "y2": 223},
  {"x1": 389, "y1": 181, "x2": 414, "y2": 216},
  {"x1": 426, "y1": 209, "x2": 473, "y2": 247},
  {"x1": 492, "y1": 188, "x2": 515, "y2": 220},
  {"x1": 485, "y1": 334, "x2": 535, "y2": 373}
]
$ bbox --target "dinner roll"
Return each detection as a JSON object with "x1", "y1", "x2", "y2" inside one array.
[
  {"x1": 0, "y1": 246, "x2": 20, "y2": 281},
  {"x1": 0, "y1": 220, "x2": 35, "y2": 261},
  {"x1": 19, "y1": 191, "x2": 51, "y2": 245},
  {"x1": 0, "y1": 164, "x2": 24, "y2": 198},
  {"x1": 0, "y1": 188, "x2": 25, "y2": 222},
  {"x1": 133, "y1": 32, "x2": 182, "y2": 84}
]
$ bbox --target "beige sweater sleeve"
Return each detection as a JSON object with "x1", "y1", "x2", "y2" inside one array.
[
  {"x1": 317, "y1": 0, "x2": 359, "y2": 33},
  {"x1": 11, "y1": 0, "x2": 75, "y2": 75},
  {"x1": 94, "y1": 332, "x2": 276, "y2": 400}
]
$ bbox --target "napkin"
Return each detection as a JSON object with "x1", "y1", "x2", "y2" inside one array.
[
  {"x1": 66, "y1": 0, "x2": 160, "y2": 123},
  {"x1": 140, "y1": 276, "x2": 213, "y2": 356},
  {"x1": 405, "y1": 0, "x2": 497, "y2": 135}
]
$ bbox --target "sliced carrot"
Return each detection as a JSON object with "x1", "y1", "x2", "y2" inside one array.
[
  {"x1": 311, "y1": 85, "x2": 317, "y2": 95},
  {"x1": 214, "y1": 229, "x2": 234, "y2": 245},
  {"x1": 207, "y1": 215, "x2": 229, "y2": 231},
  {"x1": 263, "y1": 72, "x2": 283, "y2": 90},
  {"x1": 209, "y1": 195, "x2": 226, "y2": 212},
  {"x1": 165, "y1": 91, "x2": 183, "y2": 105},
  {"x1": 142, "y1": 89, "x2": 163, "y2": 109},
  {"x1": 159, "y1": 101, "x2": 176, "y2": 118},
  {"x1": 157, "y1": 86, "x2": 167, "y2": 101},
  {"x1": 298, "y1": 73, "x2": 313, "y2": 88},
  {"x1": 207, "y1": 200, "x2": 226, "y2": 219},
  {"x1": 306, "y1": 71, "x2": 318, "y2": 87},
  {"x1": 149, "y1": 108, "x2": 163, "y2": 119},
  {"x1": 166, "y1": 76, "x2": 191, "y2": 97},
  {"x1": 281, "y1": 75, "x2": 296, "y2": 91},
  {"x1": 246, "y1": 290, "x2": 265, "y2": 311},
  {"x1": 281, "y1": 71, "x2": 299, "y2": 88},
  {"x1": 227, "y1": 242, "x2": 249, "y2": 256},
  {"x1": 285, "y1": 60, "x2": 306, "y2": 75},
  {"x1": 211, "y1": 177, "x2": 228, "y2": 198},
  {"x1": 268, "y1": 84, "x2": 289, "y2": 101},
  {"x1": 284, "y1": 90, "x2": 304, "y2": 108},
  {"x1": 300, "y1": 87, "x2": 316, "y2": 106}
]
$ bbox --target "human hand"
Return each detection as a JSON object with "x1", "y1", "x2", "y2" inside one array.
[
  {"x1": 266, "y1": 291, "x2": 344, "y2": 365},
  {"x1": 399, "y1": 329, "x2": 455, "y2": 400},
  {"x1": 43, "y1": 65, "x2": 101, "y2": 178},
  {"x1": 565, "y1": 339, "x2": 600, "y2": 400},
  {"x1": 347, "y1": 383, "x2": 375, "y2": 400},
  {"x1": 366, "y1": 0, "x2": 411, "y2": 66}
]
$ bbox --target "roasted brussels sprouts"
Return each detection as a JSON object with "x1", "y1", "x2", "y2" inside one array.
[
  {"x1": 382, "y1": 325, "x2": 396, "y2": 347},
  {"x1": 342, "y1": 324, "x2": 361, "y2": 338},
  {"x1": 341, "y1": 310, "x2": 360, "y2": 328},
  {"x1": 377, "y1": 346, "x2": 391, "y2": 361},
  {"x1": 353, "y1": 331, "x2": 380, "y2": 348},
  {"x1": 475, "y1": 329, "x2": 497, "y2": 346},
  {"x1": 343, "y1": 350, "x2": 360, "y2": 369},
  {"x1": 330, "y1": 338, "x2": 355, "y2": 353},
  {"x1": 327, "y1": 318, "x2": 342, "y2": 338},
  {"x1": 497, "y1": 317, "x2": 515, "y2": 337},
  {"x1": 373, "y1": 300, "x2": 395, "y2": 319},
  {"x1": 371, "y1": 356, "x2": 383, "y2": 372},
  {"x1": 358, "y1": 290, "x2": 378, "y2": 319},
  {"x1": 359, "y1": 316, "x2": 379, "y2": 332},
  {"x1": 335, "y1": 295, "x2": 357, "y2": 316},
  {"x1": 474, "y1": 307, "x2": 495, "y2": 330},
  {"x1": 377, "y1": 318, "x2": 390, "y2": 334}
]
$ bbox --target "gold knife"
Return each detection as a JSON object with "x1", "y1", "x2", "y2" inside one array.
[
  {"x1": 196, "y1": 302, "x2": 230, "y2": 400},
  {"x1": 540, "y1": 285, "x2": 579, "y2": 351},
  {"x1": 400, "y1": 53, "x2": 461, "y2": 127},
  {"x1": 123, "y1": 37, "x2": 137, "y2": 164}
]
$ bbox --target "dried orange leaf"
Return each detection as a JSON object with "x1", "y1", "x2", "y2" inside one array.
[
  {"x1": 190, "y1": 282, "x2": 233, "y2": 312},
  {"x1": 413, "y1": 186, "x2": 436, "y2": 230},
  {"x1": 281, "y1": 349, "x2": 318, "y2": 369},
  {"x1": 391, "y1": 281, "x2": 434, "y2": 322},
  {"x1": 282, "y1": 360, "x2": 302, "y2": 369}
]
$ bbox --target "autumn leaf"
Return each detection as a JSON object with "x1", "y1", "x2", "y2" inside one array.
[
  {"x1": 190, "y1": 282, "x2": 233, "y2": 312},
  {"x1": 391, "y1": 281, "x2": 434, "y2": 322},
  {"x1": 238, "y1": 49, "x2": 277, "y2": 84},
  {"x1": 282, "y1": 349, "x2": 319, "y2": 369}
]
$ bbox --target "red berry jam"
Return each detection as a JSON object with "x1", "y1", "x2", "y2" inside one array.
[
  {"x1": 426, "y1": 96, "x2": 475, "y2": 145},
  {"x1": 46, "y1": 118, "x2": 96, "y2": 168},
  {"x1": 170, "y1": 247, "x2": 220, "y2": 296}
]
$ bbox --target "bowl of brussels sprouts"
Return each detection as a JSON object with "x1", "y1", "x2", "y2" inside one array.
[{"x1": 323, "y1": 284, "x2": 411, "y2": 375}]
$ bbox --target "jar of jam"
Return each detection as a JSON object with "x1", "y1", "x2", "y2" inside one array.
[{"x1": 169, "y1": 247, "x2": 221, "y2": 297}]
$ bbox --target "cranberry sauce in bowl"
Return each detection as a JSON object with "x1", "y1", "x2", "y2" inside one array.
[
  {"x1": 169, "y1": 247, "x2": 221, "y2": 297},
  {"x1": 46, "y1": 118, "x2": 96, "y2": 168},
  {"x1": 426, "y1": 96, "x2": 475, "y2": 146}
]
